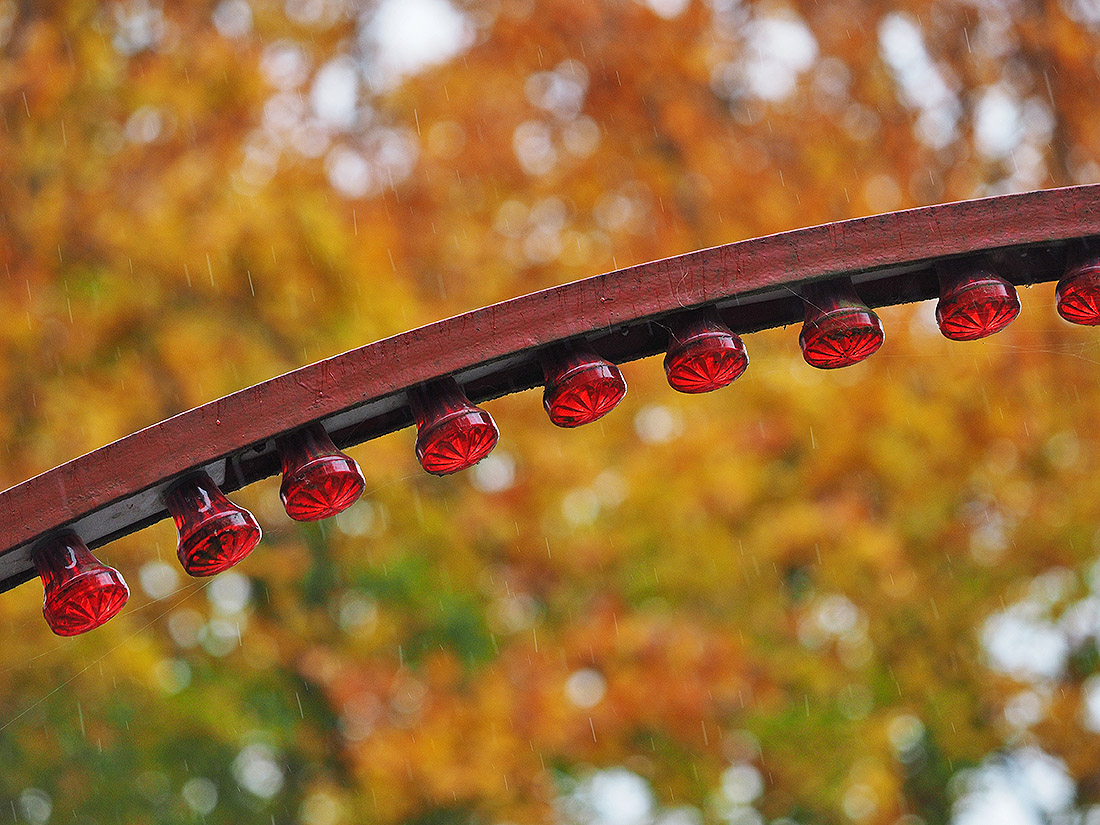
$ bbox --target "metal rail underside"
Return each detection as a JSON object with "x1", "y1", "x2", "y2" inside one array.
[{"x1": 1, "y1": 185, "x2": 1098, "y2": 593}]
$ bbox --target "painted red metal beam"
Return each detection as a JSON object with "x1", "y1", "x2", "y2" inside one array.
[{"x1": 1, "y1": 184, "x2": 1098, "y2": 593}]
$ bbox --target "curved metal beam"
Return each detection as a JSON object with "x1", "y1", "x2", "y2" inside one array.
[{"x1": 1, "y1": 184, "x2": 1098, "y2": 592}]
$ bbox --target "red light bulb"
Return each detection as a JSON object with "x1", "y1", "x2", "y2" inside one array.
[
  {"x1": 33, "y1": 531, "x2": 129, "y2": 636},
  {"x1": 276, "y1": 423, "x2": 366, "y2": 521},
  {"x1": 663, "y1": 308, "x2": 748, "y2": 393},
  {"x1": 409, "y1": 378, "x2": 498, "y2": 475},
  {"x1": 799, "y1": 278, "x2": 884, "y2": 369},
  {"x1": 1056, "y1": 254, "x2": 1100, "y2": 326},
  {"x1": 935, "y1": 265, "x2": 1020, "y2": 340},
  {"x1": 541, "y1": 345, "x2": 627, "y2": 427},
  {"x1": 165, "y1": 472, "x2": 261, "y2": 577}
]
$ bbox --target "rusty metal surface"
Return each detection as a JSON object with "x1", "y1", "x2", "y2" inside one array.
[{"x1": 1, "y1": 184, "x2": 1098, "y2": 593}]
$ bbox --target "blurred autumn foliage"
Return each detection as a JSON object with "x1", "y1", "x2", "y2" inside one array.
[{"x1": 3, "y1": 0, "x2": 1100, "y2": 823}]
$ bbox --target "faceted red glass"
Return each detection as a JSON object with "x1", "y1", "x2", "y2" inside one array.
[
  {"x1": 409, "y1": 378, "x2": 499, "y2": 475},
  {"x1": 663, "y1": 309, "x2": 748, "y2": 393},
  {"x1": 165, "y1": 472, "x2": 261, "y2": 577},
  {"x1": 33, "y1": 531, "x2": 129, "y2": 636},
  {"x1": 541, "y1": 345, "x2": 627, "y2": 427},
  {"x1": 799, "y1": 279, "x2": 884, "y2": 369},
  {"x1": 1056, "y1": 255, "x2": 1100, "y2": 326},
  {"x1": 276, "y1": 423, "x2": 366, "y2": 521},
  {"x1": 936, "y1": 267, "x2": 1020, "y2": 340}
]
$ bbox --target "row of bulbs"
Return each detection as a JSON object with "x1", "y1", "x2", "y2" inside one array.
[{"x1": 31, "y1": 253, "x2": 1100, "y2": 636}]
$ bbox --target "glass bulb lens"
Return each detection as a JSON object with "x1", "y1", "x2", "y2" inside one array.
[
  {"x1": 543, "y1": 349, "x2": 627, "y2": 427},
  {"x1": 166, "y1": 472, "x2": 261, "y2": 577},
  {"x1": 34, "y1": 532, "x2": 129, "y2": 636},
  {"x1": 277, "y1": 424, "x2": 366, "y2": 521}
]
